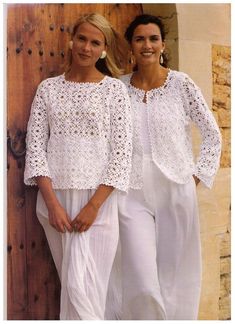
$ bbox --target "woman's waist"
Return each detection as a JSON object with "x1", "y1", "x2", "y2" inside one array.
[{"x1": 47, "y1": 139, "x2": 109, "y2": 157}]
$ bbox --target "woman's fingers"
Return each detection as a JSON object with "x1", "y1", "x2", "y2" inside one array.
[
  {"x1": 76, "y1": 220, "x2": 87, "y2": 233},
  {"x1": 50, "y1": 216, "x2": 73, "y2": 233},
  {"x1": 64, "y1": 218, "x2": 73, "y2": 232},
  {"x1": 72, "y1": 220, "x2": 90, "y2": 233}
]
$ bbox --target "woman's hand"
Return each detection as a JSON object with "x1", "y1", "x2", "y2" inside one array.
[
  {"x1": 48, "y1": 203, "x2": 73, "y2": 233},
  {"x1": 193, "y1": 175, "x2": 200, "y2": 186},
  {"x1": 71, "y1": 184, "x2": 114, "y2": 233},
  {"x1": 35, "y1": 176, "x2": 73, "y2": 233},
  {"x1": 71, "y1": 202, "x2": 99, "y2": 233}
]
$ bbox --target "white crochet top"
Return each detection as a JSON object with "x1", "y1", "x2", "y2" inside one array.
[
  {"x1": 120, "y1": 70, "x2": 222, "y2": 189},
  {"x1": 24, "y1": 74, "x2": 132, "y2": 192},
  {"x1": 140, "y1": 102, "x2": 151, "y2": 154}
]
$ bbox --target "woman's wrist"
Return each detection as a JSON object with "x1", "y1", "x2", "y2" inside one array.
[{"x1": 45, "y1": 196, "x2": 61, "y2": 212}]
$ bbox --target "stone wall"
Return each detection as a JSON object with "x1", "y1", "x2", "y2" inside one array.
[
  {"x1": 212, "y1": 45, "x2": 231, "y2": 168},
  {"x1": 212, "y1": 44, "x2": 231, "y2": 320}
]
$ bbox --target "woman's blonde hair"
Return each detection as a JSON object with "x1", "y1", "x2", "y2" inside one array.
[{"x1": 65, "y1": 13, "x2": 124, "y2": 78}]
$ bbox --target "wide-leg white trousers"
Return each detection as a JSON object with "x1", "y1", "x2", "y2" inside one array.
[
  {"x1": 118, "y1": 155, "x2": 202, "y2": 320},
  {"x1": 36, "y1": 189, "x2": 119, "y2": 320}
]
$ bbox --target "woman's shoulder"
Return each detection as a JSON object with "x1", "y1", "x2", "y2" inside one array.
[
  {"x1": 105, "y1": 75, "x2": 130, "y2": 91},
  {"x1": 40, "y1": 74, "x2": 63, "y2": 85},
  {"x1": 170, "y1": 70, "x2": 198, "y2": 87},
  {"x1": 169, "y1": 69, "x2": 190, "y2": 82}
]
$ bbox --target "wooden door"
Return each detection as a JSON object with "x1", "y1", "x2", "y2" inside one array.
[{"x1": 7, "y1": 3, "x2": 142, "y2": 319}]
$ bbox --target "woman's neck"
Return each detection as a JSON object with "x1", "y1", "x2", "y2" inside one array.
[
  {"x1": 65, "y1": 64, "x2": 104, "y2": 83},
  {"x1": 132, "y1": 64, "x2": 169, "y2": 91}
]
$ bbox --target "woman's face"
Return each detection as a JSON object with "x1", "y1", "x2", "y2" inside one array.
[
  {"x1": 71, "y1": 22, "x2": 106, "y2": 68},
  {"x1": 131, "y1": 23, "x2": 165, "y2": 67}
]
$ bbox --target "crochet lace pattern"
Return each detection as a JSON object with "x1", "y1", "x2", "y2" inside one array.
[
  {"x1": 120, "y1": 70, "x2": 221, "y2": 189},
  {"x1": 24, "y1": 74, "x2": 132, "y2": 191}
]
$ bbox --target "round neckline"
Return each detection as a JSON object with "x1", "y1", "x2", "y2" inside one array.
[
  {"x1": 129, "y1": 68, "x2": 172, "y2": 94},
  {"x1": 61, "y1": 73, "x2": 108, "y2": 85}
]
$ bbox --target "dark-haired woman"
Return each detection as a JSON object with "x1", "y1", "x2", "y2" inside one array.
[
  {"x1": 24, "y1": 13, "x2": 132, "y2": 320},
  {"x1": 117, "y1": 14, "x2": 221, "y2": 320}
]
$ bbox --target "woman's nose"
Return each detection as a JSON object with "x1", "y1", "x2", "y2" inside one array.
[
  {"x1": 83, "y1": 41, "x2": 91, "y2": 51},
  {"x1": 143, "y1": 38, "x2": 151, "y2": 49}
]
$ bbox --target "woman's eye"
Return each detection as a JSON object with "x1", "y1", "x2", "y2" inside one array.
[
  {"x1": 150, "y1": 36, "x2": 160, "y2": 41},
  {"x1": 92, "y1": 41, "x2": 101, "y2": 46},
  {"x1": 134, "y1": 37, "x2": 143, "y2": 42},
  {"x1": 77, "y1": 36, "x2": 85, "y2": 41}
]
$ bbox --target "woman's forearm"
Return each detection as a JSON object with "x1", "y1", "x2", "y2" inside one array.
[
  {"x1": 36, "y1": 176, "x2": 72, "y2": 232},
  {"x1": 35, "y1": 176, "x2": 60, "y2": 211},
  {"x1": 89, "y1": 184, "x2": 115, "y2": 211}
]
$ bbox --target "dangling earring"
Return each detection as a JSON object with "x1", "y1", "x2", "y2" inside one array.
[
  {"x1": 100, "y1": 50, "x2": 107, "y2": 59},
  {"x1": 129, "y1": 51, "x2": 135, "y2": 65},
  {"x1": 160, "y1": 50, "x2": 164, "y2": 64},
  {"x1": 69, "y1": 40, "x2": 73, "y2": 50}
]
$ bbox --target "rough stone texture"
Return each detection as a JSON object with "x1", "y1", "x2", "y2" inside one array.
[
  {"x1": 218, "y1": 109, "x2": 230, "y2": 127},
  {"x1": 220, "y1": 274, "x2": 231, "y2": 298},
  {"x1": 219, "y1": 295, "x2": 231, "y2": 320},
  {"x1": 212, "y1": 45, "x2": 231, "y2": 168},
  {"x1": 219, "y1": 231, "x2": 231, "y2": 258},
  {"x1": 220, "y1": 128, "x2": 231, "y2": 167},
  {"x1": 220, "y1": 257, "x2": 231, "y2": 275},
  {"x1": 212, "y1": 46, "x2": 231, "y2": 320}
]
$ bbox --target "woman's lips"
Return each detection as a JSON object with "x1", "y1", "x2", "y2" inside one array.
[
  {"x1": 141, "y1": 52, "x2": 154, "y2": 56},
  {"x1": 78, "y1": 53, "x2": 91, "y2": 59}
]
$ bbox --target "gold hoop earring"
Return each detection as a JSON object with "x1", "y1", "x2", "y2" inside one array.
[{"x1": 100, "y1": 50, "x2": 107, "y2": 59}]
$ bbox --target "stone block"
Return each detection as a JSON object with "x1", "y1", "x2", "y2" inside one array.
[
  {"x1": 219, "y1": 295, "x2": 231, "y2": 320},
  {"x1": 220, "y1": 128, "x2": 231, "y2": 168},
  {"x1": 219, "y1": 232, "x2": 231, "y2": 257},
  {"x1": 226, "y1": 97, "x2": 231, "y2": 109},
  {"x1": 213, "y1": 84, "x2": 230, "y2": 108},
  {"x1": 220, "y1": 257, "x2": 231, "y2": 275},
  {"x1": 217, "y1": 72, "x2": 231, "y2": 86},
  {"x1": 218, "y1": 109, "x2": 230, "y2": 127},
  {"x1": 220, "y1": 274, "x2": 231, "y2": 298},
  {"x1": 212, "y1": 44, "x2": 231, "y2": 60}
]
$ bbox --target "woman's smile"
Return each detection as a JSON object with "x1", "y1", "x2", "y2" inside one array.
[{"x1": 78, "y1": 53, "x2": 91, "y2": 59}]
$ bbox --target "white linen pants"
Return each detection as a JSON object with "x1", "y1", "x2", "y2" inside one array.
[
  {"x1": 118, "y1": 155, "x2": 202, "y2": 320},
  {"x1": 36, "y1": 189, "x2": 119, "y2": 320}
]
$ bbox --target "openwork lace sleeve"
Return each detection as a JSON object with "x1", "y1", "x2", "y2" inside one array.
[
  {"x1": 24, "y1": 82, "x2": 51, "y2": 185},
  {"x1": 101, "y1": 81, "x2": 132, "y2": 192},
  {"x1": 183, "y1": 76, "x2": 222, "y2": 188}
]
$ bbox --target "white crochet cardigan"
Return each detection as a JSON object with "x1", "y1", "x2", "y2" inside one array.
[
  {"x1": 24, "y1": 74, "x2": 132, "y2": 192},
  {"x1": 120, "y1": 70, "x2": 222, "y2": 189}
]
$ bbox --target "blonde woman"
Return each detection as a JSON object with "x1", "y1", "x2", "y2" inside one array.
[{"x1": 24, "y1": 13, "x2": 132, "y2": 320}]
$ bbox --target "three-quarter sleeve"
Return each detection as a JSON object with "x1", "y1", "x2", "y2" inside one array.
[
  {"x1": 24, "y1": 82, "x2": 51, "y2": 185},
  {"x1": 183, "y1": 76, "x2": 222, "y2": 188},
  {"x1": 101, "y1": 81, "x2": 132, "y2": 192}
]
